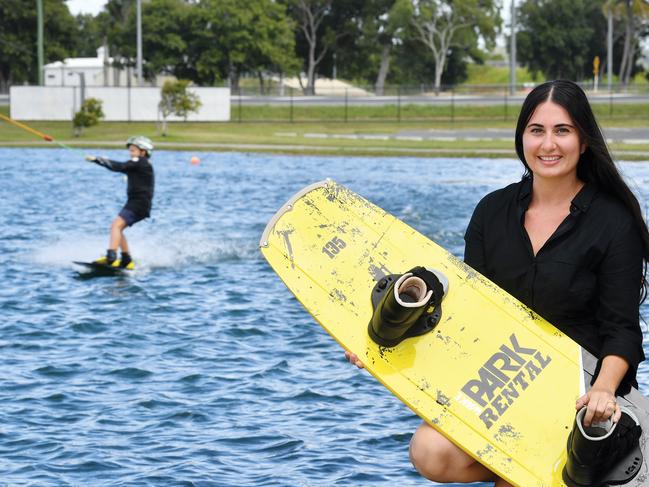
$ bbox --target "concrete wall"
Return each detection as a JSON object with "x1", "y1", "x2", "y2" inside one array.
[{"x1": 10, "y1": 86, "x2": 230, "y2": 122}]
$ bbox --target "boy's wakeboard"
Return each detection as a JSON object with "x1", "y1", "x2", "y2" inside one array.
[
  {"x1": 259, "y1": 179, "x2": 649, "y2": 487},
  {"x1": 73, "y1": 261, "x2": 133, "y2": 276}
]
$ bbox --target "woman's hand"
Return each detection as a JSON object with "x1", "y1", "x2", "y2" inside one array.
[
  {"x1": 344, "y1": 350, "x2": 364, "y2": 369},
  {"x1": 576, "y1": 355, "x2": 629, "y2": 426},
  {"x1": 576, "y1": 387, "x2": 621, "y2": 426}
]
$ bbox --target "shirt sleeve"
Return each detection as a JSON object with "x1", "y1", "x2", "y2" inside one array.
[
  {"x1": 464, "y1": 196, "x2": 488, "y2": 275},
  {"x1": 595, "y1": 215, "x2": 645, "y2": 385},
  {"x1": 97, "y1": 158, "x2": 140, "y2": 173}
]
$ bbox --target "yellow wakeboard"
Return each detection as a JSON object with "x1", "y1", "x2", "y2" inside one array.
[
  {"x1": 73, "y1": 260, "x2": 134, "y2": 276},
  {"x1": 259, "y1": 179, "x2": 649, "y2": 487}
]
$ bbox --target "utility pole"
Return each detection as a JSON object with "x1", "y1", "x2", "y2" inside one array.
[
  {"x1": 37, "y1": 0, "x2": 44, "y2": 85},
  {"x1": 136, "y1": 0, "x2": 143, "y2": 86},
  {"x1": 509, "y1": 0, "x2": 516, "y2": 95},
  {"x1": 607, "y1": 6, "x2": 613, "y2": 92}
]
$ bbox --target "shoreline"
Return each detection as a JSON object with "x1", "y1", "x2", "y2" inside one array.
[{"x1": 1, "y1": 140, "x2": 648, "y2": 161}]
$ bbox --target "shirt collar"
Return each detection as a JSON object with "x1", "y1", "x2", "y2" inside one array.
[
  {"x1": 571, "y1": 182, "x2": 598, "y2": 213},
  {"x1": 517, "y1": 176, "x2": 532, "y2": 205},
  {"x1": 517, "y1": 176, "x2": 598, "y2": 214}
]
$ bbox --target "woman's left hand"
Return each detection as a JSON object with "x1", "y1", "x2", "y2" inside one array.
[{"x1": 576, "y1": 387, "x2": 621, "y2": 427}]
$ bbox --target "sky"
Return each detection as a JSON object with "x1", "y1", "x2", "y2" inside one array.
[{"x1": 66, "y1": 0, "x2": 107, "y2": 16}]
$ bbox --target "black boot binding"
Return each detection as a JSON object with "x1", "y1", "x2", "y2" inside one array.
[
  {"x1": 562, "y1": 406, "x2": 643, "y2": 487},
  {"x1": 119, "y1": 252, "x2": 132, "y2": 268},
  {"x1": 368, "y1": 266, "x2": 448, "y2": 347}
]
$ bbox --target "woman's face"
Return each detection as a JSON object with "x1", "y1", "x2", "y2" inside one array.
[{"x1": 522, "y1": 101, "x2": 585, "y2": 181}]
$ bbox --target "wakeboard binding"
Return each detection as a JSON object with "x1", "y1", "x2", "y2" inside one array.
[
  {"x1": 92, "y1": 251, "x2": 135, "y2": 270},
  {"x1": 562, "y1": 406, "x2": 643, "y2": 487},
  {"x1": 368, "y1": 266, "x2": 448, "y2": 347}
]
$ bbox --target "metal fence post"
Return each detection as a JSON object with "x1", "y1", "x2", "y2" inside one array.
[
  {"x1": 127, "y1": 67, "x2": 132, "y2": 123},
  {"x1": 451, "y1": 88, "x2": 455, "y2": 123},
  {"x1": 397, "y1": 86, "x2": 401, "y2": 123},
  {"x1": 237, "y1": 86, "x2": 241, "y2": 123},
  {"x1": 344, "y1": 88, "x2": 348, "y2": 123}
]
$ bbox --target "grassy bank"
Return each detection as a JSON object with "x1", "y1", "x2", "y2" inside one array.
[
  {"x1": 1, "y1": 105, "x2": 648, "y2": 160},
  {"x1": 230, "y1": 100, "x2": 649, "y2": 124}
]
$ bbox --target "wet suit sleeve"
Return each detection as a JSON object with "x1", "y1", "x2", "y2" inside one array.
[
  {"x1": 94, "y1": 157, "x2": 140, "y2": 173},
  {"x1": 594, "y1": 216, "x2": 645, "y2": 388},
  {"x1": 463, "y1": 197, "x2": 488, "y2": 275}
]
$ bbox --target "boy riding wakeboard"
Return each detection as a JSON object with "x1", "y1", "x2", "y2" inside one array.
[{"x1": 85, "y1": 136, "x2": 155, "y2": 269}]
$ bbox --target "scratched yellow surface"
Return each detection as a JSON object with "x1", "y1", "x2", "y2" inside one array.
[{"x1": 260, "y1": 180, "x2": 581, "y2": 487}]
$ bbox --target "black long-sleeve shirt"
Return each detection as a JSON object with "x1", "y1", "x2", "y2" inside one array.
[
  {"x1": 464, "y1": 177, "x2": 645, "y2": 388},
  {"x1": 96, "y1": 156, "x2": 154, "y2": 217}
]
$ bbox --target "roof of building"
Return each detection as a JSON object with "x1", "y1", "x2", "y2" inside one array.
[
  {"x1": 44, "y1": 47, "x2": 113, "y2": 70},
  {"x1": 44, "y1": 57, "x2": 114, "y2": 69}
]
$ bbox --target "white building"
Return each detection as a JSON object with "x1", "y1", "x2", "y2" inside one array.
[{"x1": 44, "y1": 47, "x2": 139, "y2": 87}]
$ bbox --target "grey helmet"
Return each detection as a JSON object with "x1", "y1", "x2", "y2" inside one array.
[{"x1": 126, "y1": 135, "x2": 154, "y2": 156}]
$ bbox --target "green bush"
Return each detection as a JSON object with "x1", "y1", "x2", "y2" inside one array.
[
  {"x1": 158, "y1": 80, "x2": 202, "y2": 136},
  {"x1": 73, "y1": 98, "x2": 104, "y2": 137}
]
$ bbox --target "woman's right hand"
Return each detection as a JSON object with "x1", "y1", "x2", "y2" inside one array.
[{"x1": 344, "y1": 350, "x2": 364, "y2": 369}]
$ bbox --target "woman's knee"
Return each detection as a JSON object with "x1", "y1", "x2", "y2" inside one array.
[{"x1": 409, "y1": 423, "x2": 460, "y2": 481}]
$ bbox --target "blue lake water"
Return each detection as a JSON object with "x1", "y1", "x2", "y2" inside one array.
[{"x1": 2, "y1": 148, "x2": 649, "y2": 486}]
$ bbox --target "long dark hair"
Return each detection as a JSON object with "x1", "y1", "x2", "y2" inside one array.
[{"x1": 514, "y1": 79, "x2": 649, "y2": 302}]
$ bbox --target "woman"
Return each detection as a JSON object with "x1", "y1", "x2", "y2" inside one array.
[{"x1": 347, "y1": 80, "x2": 649, "y2": 485}]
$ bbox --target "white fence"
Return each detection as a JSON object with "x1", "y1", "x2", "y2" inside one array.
[{"x1": 10, "y1": 86, "x2": 230, "y2": 122}]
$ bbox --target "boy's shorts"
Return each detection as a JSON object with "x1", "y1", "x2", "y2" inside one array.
[{"x1": 118, "y1": 207, "x2": 146, "y2": 227}]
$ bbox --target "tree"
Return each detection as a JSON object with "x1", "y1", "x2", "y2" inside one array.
[
  {"x1": 373, "y1": 0, "x2": 410, "y2": 94},
  {"x1": 186, "y1": 0, "x2": 297, "y2": 89},
  {"x1": 0, "y1": 0, "x2": 78, "y2": 91},
  {"x1": 141, "y1": 0, "x2": 192, "y2": 80},
  {"x1": 158, "y1": 79, "x2": 201, "y2": 136},
  {"x1": 283, "y1": 0, "x2": 379, "y2": 94},
  {"x1": 88, "y1": 0, "x2": 196, "y2": 83},
  {"x1": 285, "y1": 0, "x2": 334, "y2": 94},
  {"x1": 241, "y1": 1, "x2": 300, "y2": 93},
  {"x1": 604, "y1": 0, "x2": 649, "y2": 86},
  {"x1": 87, "y1": 0, "x2": 297, "y2": 88},
  {"x1": 402, "y1": 0, "x2": 500, "y2": 93},
  {"x1": 75, "y1": 13, "x2": 106, "y2": 58},
  {"x1": 517, "y1": 0, "x2": 609, "y2": 81},
  {"x1": 92, "y1": 0, "x2": 136, "y2": 75},
  {"x1": 334, "y1": 0, "x2": 410, "y2": 94},
  {"x1": 329, "y1": 0, "x2": 476, "y2": 90},
  {"x1": 73, "y1": 98, "x2": 104, "y2": 137}
]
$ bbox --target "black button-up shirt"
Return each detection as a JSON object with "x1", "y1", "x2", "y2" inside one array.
[{"x1": 464, "y1": 177, "x2": 645, "y2": 387}]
